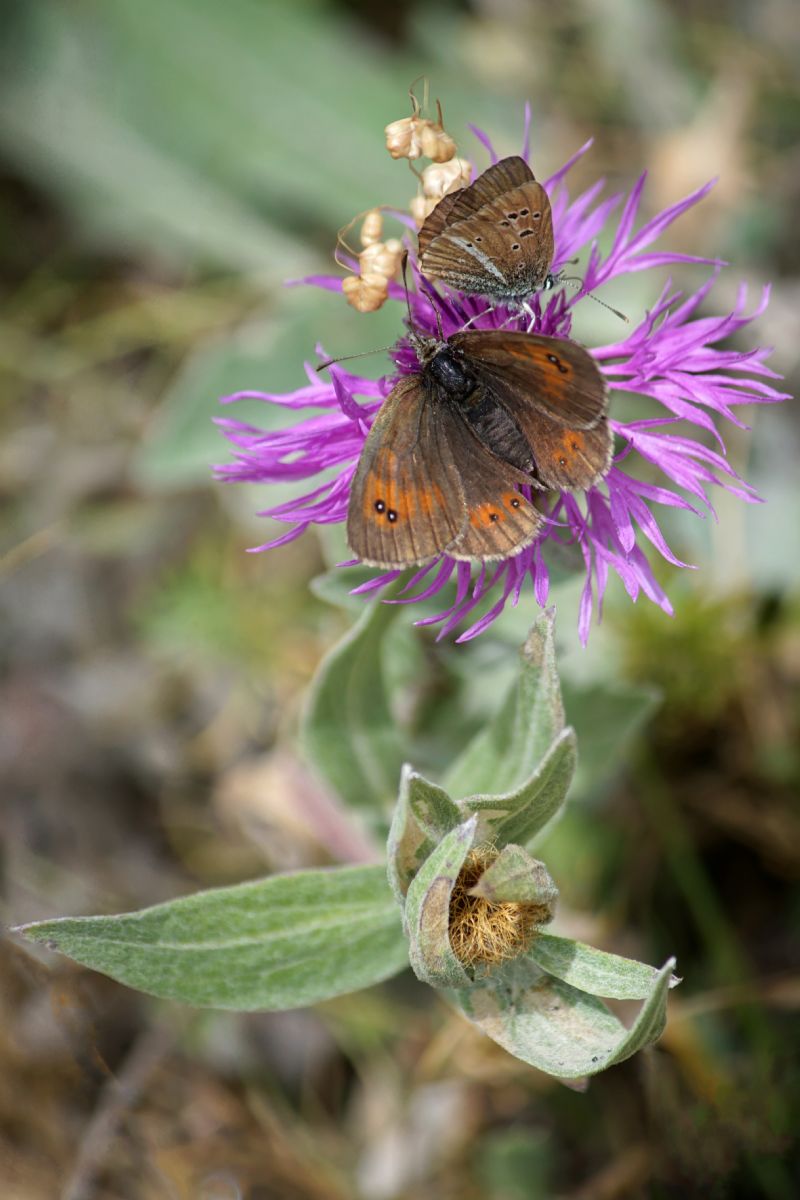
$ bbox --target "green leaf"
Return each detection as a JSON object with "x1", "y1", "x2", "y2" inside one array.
[
  {"x1": 529, "y1": 932, "x2": 680, "y2": 999},
  {"x1": 468, "y1": 845, "x2": 558, "y2": 911},
  {"x1": 562, "y1": 679, "x2": 659, "y2": 803},
  {"x1": 404, "y1": 817, "x2": 477, "y2": 989},
  {"x1": 300, "y1": 597, "x2": 405, "y2": 827},
  {"x1": 452, "y1": 957, "x2": 625, "y2": 1079},
  {"x1": 451, "y1": 953, "x2": 675, "y2": 1079},
  {"x1": 387, "y1": 766, "x2": 463, "y2": 903},
  {"x1": 133, "y1": 291, "x2": 403, "y2": 491},
  {"x1": 459, "y1": 727, "x2": 577, "y2": 848},
  {"x1": 444, "y1": 610, "x2": 566, "y2": 799},
  {"x1": 16, "y1": 865, "x2": 408, "y2": 1011},
  {"x1": 605, "y1": 957, "x2": 676, "y2": 1068}
]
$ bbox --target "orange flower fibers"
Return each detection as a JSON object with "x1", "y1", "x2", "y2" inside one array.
[{"x1": 448, "y1": 848, "x2": 550, "y2": 969}]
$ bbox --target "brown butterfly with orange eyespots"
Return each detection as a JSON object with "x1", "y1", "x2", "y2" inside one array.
[
  {"x1": 346, "y1": 328, "x2": 612, "y2": 569},
  {"x1": 418, "y1": 156, "x2": 557, "y2": 310}
]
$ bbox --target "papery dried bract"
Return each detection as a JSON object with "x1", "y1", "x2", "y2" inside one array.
[
  {"x1": 359, "y1": 208, "x2": 384, "y2": 247},
  {"x1": 359, "y1": 238, "x2": 404, "y2": 280},
  {"x1": 422, "y1": 158, "x2": 472, "y2": 200},
  {"x1": 420, "y1": 121, "x2": 457, "y2": 163},
  {"x1": 342, "y1": 271, "x2": 389, "y2": 313},
  {"x1": 410, "y1": 194, "x2": 439, "y2": 227}
]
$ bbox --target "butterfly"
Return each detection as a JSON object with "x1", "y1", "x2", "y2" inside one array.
[
  {"x1": 346, "y1": 328, "x2": 612, "y2": 568},
  {"x1": 417, "y1": 156, "x2": 557, "y2": 309}
]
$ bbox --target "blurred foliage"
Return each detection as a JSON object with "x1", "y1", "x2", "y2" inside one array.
[{"x1": 1, "y1": 0, "x2": 798, "y2": 1196}]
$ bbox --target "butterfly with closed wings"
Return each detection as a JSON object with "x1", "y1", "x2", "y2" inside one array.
[
  {"x1": 346, "y1": 325, "x2": 612, "y2": 569},
  {"x1": 417, "y1": 155, "x2": 558, "y2": 312}
]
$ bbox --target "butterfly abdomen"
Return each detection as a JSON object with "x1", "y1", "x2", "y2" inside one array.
[{"x1": 458, "y1": 389, "x2": 534, "y2": 476}]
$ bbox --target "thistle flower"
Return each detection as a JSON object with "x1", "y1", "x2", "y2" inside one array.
[{"x1": 216, "y1": 114, "x2": 786, "y2": 643}]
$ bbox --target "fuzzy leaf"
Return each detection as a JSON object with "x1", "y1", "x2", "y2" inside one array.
[
  {"x1": 459, "y1": 727, "x2": 577, "y2": 848},
  {"x1": 404, "y1": 817, "x2": 477, "y2": 989},
  {"x1": 301, "y1": 598, "x2": 404, "y2": 826},
  {"x1": 469, "y1": 846, "x2": 558, "y2": 911},
  {"x1": 529, "y1": 933, "x2": 680, "y2": 999},
  {"x1": 563, "y1": 680, "x2": 659, "y2": 803},
  {"x1": 452, "y1": 954, "x2": 675, "y2": 1079},
  {"x1": 444, "y1": 610, "x2": 567, "y2": 800},
  {"x1": 16, "y1": 866, "x2": 408, "y2": 1011},
  {"x1": 387, "y1": 766, "x2": 463, "y2": 903}
]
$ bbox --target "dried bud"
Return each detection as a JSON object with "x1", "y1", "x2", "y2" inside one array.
[
  {"x1": 342, "y1": 271, "x2": 389, "y2": 313},
  {"x1": 449, "y1": 847, "x2": 556, "y2": 968},
  {"x1": 384, "y1": 115, "x2": 427, "y2": 160},
  {"x1": 359, "y1": 237, "x2": 404, "y2": 280},
  {"x1": 410, "y1": 194, "x2": 438, "y2": 227},
  {"x1": 419, "y1": 122, "x2": 457, "y2": 163},
  {"x1": 422, "y1": 157, "x2": 472, "y2": 200},
  {"x1": 359, "y1": 208, "x2": 383, "y2": 247}
]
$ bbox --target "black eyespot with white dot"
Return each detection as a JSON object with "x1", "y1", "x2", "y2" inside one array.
[
  {"x1": 374, "y1": 500, "x2": 386, "y2": 513},
  {"x1": 387, "y1": 509, "x2": 398, "y2": 523},
  {"x1": 546, "y1": 353, "x2": 569, "y2": 374},
  {"x1": 510, "y1": 498, "x2": 521, "y2": 508},
  {"x1": 489, "y1": 512, "x2": 499, "y2": 522}
]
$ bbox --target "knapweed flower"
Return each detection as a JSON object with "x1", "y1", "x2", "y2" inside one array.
[{"x1": 215, "y1": 111, "x2": 786, "y2": 644}]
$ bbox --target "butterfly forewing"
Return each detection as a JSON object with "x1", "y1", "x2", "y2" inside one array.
[
  {"x1": 346, "y1": 375, "x2": 467, "y2": 568},
  {"x1": 451, "y1": 331, "x2": 613, "y2": 492},
  {"x1": 444, "y1": 156, "x2": 534, "y2": 217},
  {"x1": 453, "y1": 331, "x2": 607, "y2": 428}
]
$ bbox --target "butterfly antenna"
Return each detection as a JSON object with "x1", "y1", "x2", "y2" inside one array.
[
  {"x1": 559, "y1": 275, "x2": 629, "y2": 323},
  {"x1": 316, "y1": 345, "x2": 398, "y2": 374}
]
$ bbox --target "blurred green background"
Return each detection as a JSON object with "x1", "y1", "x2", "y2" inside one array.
[{"x1": 1, "y1": 1, "x2": 798, "y2": 1197}]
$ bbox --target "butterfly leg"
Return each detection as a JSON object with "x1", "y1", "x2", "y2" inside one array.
[
  {"x1": 523, "y1": 302, "x2": 538, "y2": 332},
  {"x1": 458, "y1": 304, "x2": 497, "y2": 332}
]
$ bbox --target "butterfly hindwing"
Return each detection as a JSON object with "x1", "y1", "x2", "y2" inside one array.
[{"x1": 433, "y1": 399, "x2": 542, "y2": 560}]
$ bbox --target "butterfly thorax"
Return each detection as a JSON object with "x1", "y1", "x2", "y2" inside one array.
[
  {"x1": 425, "y1": 343, "x2": 477, "y2": 402},
  {"x1": 423, "y1": 339, "x2": 534, "y2": 475}
]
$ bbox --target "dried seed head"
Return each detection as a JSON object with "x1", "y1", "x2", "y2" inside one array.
[
  {"x1": 385, "y1": 115, "x2": 429, "y2": 160},
  {"x1": 359, "y1": 208, "x2": 384, "y2": 247},
  {"x1": 449, "y1": 847, "x2": 552, "y2": 969},
  {"x1": 410, "y1": 194, "x2": 439, "y2": 227},
  {"x1": 359, "y1": 237, "x2": 404, "y2": 280},
  {"x1": 342, "y1": 271, "x2": 389, "y2": 313},
  {"x1": 419, "y1": 122, "x2": 457, "y2": 163},
  {"x1": 422, "y1": 157, "x2": 472, "y2": 200}
]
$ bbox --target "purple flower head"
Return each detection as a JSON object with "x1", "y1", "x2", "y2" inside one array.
[{"x1": 215, "y1": 114, "x2": 786, "y2": 644}]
